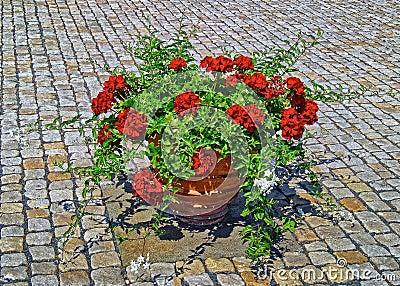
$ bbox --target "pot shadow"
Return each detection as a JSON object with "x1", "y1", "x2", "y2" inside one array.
[{"x1": 102, "y1": 156, "x2": 341, "y2": 268}]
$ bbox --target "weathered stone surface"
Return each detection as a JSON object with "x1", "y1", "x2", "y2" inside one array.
[
  {"x1": 334, "y1": 250, "x2": 368, "y2": 264},
  {"x1": 308, "y1": 251, "x2": 336, "y2": 265},
  {"x1": 340, "y1": 197, "x2": 367, "y2": 211},
  {"x1": 283, "y1": 252, "x2": 310, "y2": 267},
  {"x1": 176, "y1": 260, "x2": 205, "y2": 279},
  {"x1": 182, "y1": 273, "x2": 213, "y2": 286},
  {"x1": 91, "y1": 252, "x2": 121, "y2": 269},
  {"x1": 204, "y1": 257, "x2": 235, "y2": 273},
  {"x1": 60, "y1": 270, "x2": 91, "y2": 286},
  {"x1": 91, "y1": 267, "x2": 125, "y2": 285},
  {"x1": 216, "y1": 273, "x2": 245, "y2": 286},
  {"x1": 0, "y1": 237, "x2": 24, "y2": 252},
  {"x1": 295, "y1": 228, "x2": 319, "y2": 242}
]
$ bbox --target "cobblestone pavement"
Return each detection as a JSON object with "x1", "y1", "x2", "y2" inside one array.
[{"x1": 1, "y1": 0, "x2": 399, "y2": 285}]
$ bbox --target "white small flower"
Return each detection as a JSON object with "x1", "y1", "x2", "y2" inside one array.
[
  {"x1": 254, "y1": 177, "x2": 273, "y2": 194},
  {"x1": 130, "y1": 262, "x2": 139, "y2": 274},
  {"x1": 143, "y1": 261, "x2": 150, "y2": 270},
  {"x1": 137, "y1": 255, "x2": 145, "y2": 264}
]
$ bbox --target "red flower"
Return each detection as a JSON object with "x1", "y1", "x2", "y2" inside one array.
[
  {"x1": 97, "y1": 125, "x2": 113, "y2": 145},
  {"x1": 169, "y1": 58, "x2": 187, "y2": 71},
  {"x1": 132, "y1": 169, "x2": 164, "y2": 205},
  {"x1": 259, "y1": 76, "x2": 285, "y2": 99},
  {"x1": 103, "y1": 75, "x2": 128, "y2": 94},
  {"x1": 300, "y1": 99, "x2": 319, "y2": 125},
  {"x1": 200, "y1": 56, "x2": 212, "y2": 68},
  {"x1": 91, "y1": 91, "x2": 114, "y2": 115},
  {"x1": 233, "y1": 55, "x2": 254, "y2": 70},
  {"x1": 173, "y1": 90, "x2": 201, "y2": 116},
  {"x1": 285, "y1": 77, "x2": 305, "y2": 94},
  {"x1": 243, "y1": 72, "x2": 267, "y2": 91},
  {"x1": 280, "y1": 108, "x2": 305, "y2": 140},
  {"x1": 200, "y1": 56, "x2": 233, "y2": 73},
  {"x1": 226, "y1": 104, "x2": 264, "y2": 132},
  {"x1": 115, "y1": 109, "x2": 148, "y2": 140},
  {"x1": 192, "y1": 149, "x2": 216, "y2": 176}
]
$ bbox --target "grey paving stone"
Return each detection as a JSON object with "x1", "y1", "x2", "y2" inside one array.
[
  {"x1": 31, "y1": 275, "x2": 59, "y2": 286},
  {"x1": 325, "y1": 238, "x2": 356, "y2": 251},
  {"x1": 182, "y1": 273, "x2": 214, "y2": 286},
  {"x1": 308, "y1": 252, "x2": 336, "y2": 266},
  {"x1": 150, "y1": 262, "x2": 176, "y2": 279},
  {"x1": 1, "y1": 253, "x2": 27, "y2": 267},
  {"x1": 0, "y1": 266, "x2": 28, "y2": 281},
  {"x1": 28, "y1": 218, "x2": 52, "y2": 232},
  {"x1": 1, "y1": 226, "x2": 24, "y2": 237},
  {"x1": 29, "y1": 246, "x2": 56, "y2": 261},
  {"x1": 26, "y1": 232, "x2": 53, "y2": 245},
  {"x1": 91, "y1": 267, "x2": 125, "y2": 285},
  {"x1": 216, "y1": 273, "x2": 245, "y2": 286},
  {"x1": 360, "y1": 245, "x2": 391, "y2": 257}
]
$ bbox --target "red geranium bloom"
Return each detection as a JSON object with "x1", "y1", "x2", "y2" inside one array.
[
  {"x1": 233, "y1": 55, "x2": 254, "y2": 70},
  {"x1": 200, "y1": 56, "x2": 233, "y2": 73},
  {"x1": 169, "y1": 58, "x2": 187, "y2": 71},
  {"x1": 285, "y1": 77, "x2": 305, "y2": 94},
  {"x1": 259, "y1": 76, "x2": 285, "y2": 99},
  {"x1": 200, "y1": 56, "x2": 212, "y2": 68},
  {"x1": 226, "y1": 104, "x2": 264, "y2": 132},
  {"x1": 280, "y1": 108, "x2": 305, "y2": 140},
  {"x1": 300, "y1": 99, "x2": 319, "y2": 125},
  {"x1": 103, "y1": 75, "x2": 128, "y2": 94},
  {"x1": 173, "y1": 90, "x2": 201, "y2": 116},
  {"x1": 243, "y1": 72, "x2": 267, "y2": 91},
  {"x1": 132, "y1": 169, "x2": 164, "y2": 205},
  {"x1": 91, "y1": 91, "x2": 114, "y2": 115},
  {"x1": 97, "y1": 124, "x2": 112, "y2": 145},
  {"x1": 192, "y1": 149, "x2": 216, "y2": 176},
  {"x1": 115, "y1": 109, "x2": 148, "y2": 140}
]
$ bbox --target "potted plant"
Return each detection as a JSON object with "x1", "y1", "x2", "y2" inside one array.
[{"x1": 50, "y1": 22, "x2": 367, "y2": 262}]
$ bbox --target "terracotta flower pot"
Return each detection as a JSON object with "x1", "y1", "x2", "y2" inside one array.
[{"x1": 147, "y1": 135, "x2": 244, "y2": 225}]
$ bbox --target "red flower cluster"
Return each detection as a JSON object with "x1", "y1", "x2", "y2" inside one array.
[
  {"x1": 260, "y1": 76, "x2": 285, "y2": 99},
  {"x1": 115, "y1": 109, "x2": 148, "y2": 140},
  {"x1": 132, "y1": 169, "x2": 164, "y2": 205},
  {"x1": 285, "y1": 77, "x2": 306, "y2": 111},
  {"x1": 243, "y1": 72, "x2": 267, "y2": 91},
  {"x1": 91, "y1": 91, "x2": 114, "y2": 115},
  {"x1": 226, "y1": 103, "x2": 265, "y2": 132},
  {"x1": 241, "y1": 73, "x2": 284, "y2": 100},
  {"x1": 301, "y1": 99, "x2": 319, "y2": 125},
  {"x1": 91, "y1": 75, "x2": 129, "y2": 115},
  {"x1": 280, "y1": 108, "x2": 305, "y2": 140},
  {"x1": 200, "y1": 56, "x2": 234, "y2": 73},
  {"x1": 169, "y1": 58, "x2": 187, "y2": 71},
  {"x1": 103, "y1": 75, "x2": 128, "y2": 94},
  {"x1": 173, "y1": 90, "x2": 201, "y2": 116},
  {"x1": 280, "y1": 99, "x2": 319, "y2": 140},
  {"x1": 233, "y1": 55, "x2": 254, "y2": 70},
  {"x1": 192, "y1": 149, "x2": 215, "y2": 176},
  {"x1": 97, "y1": 124, "x2": 113, "y2": 145}
]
